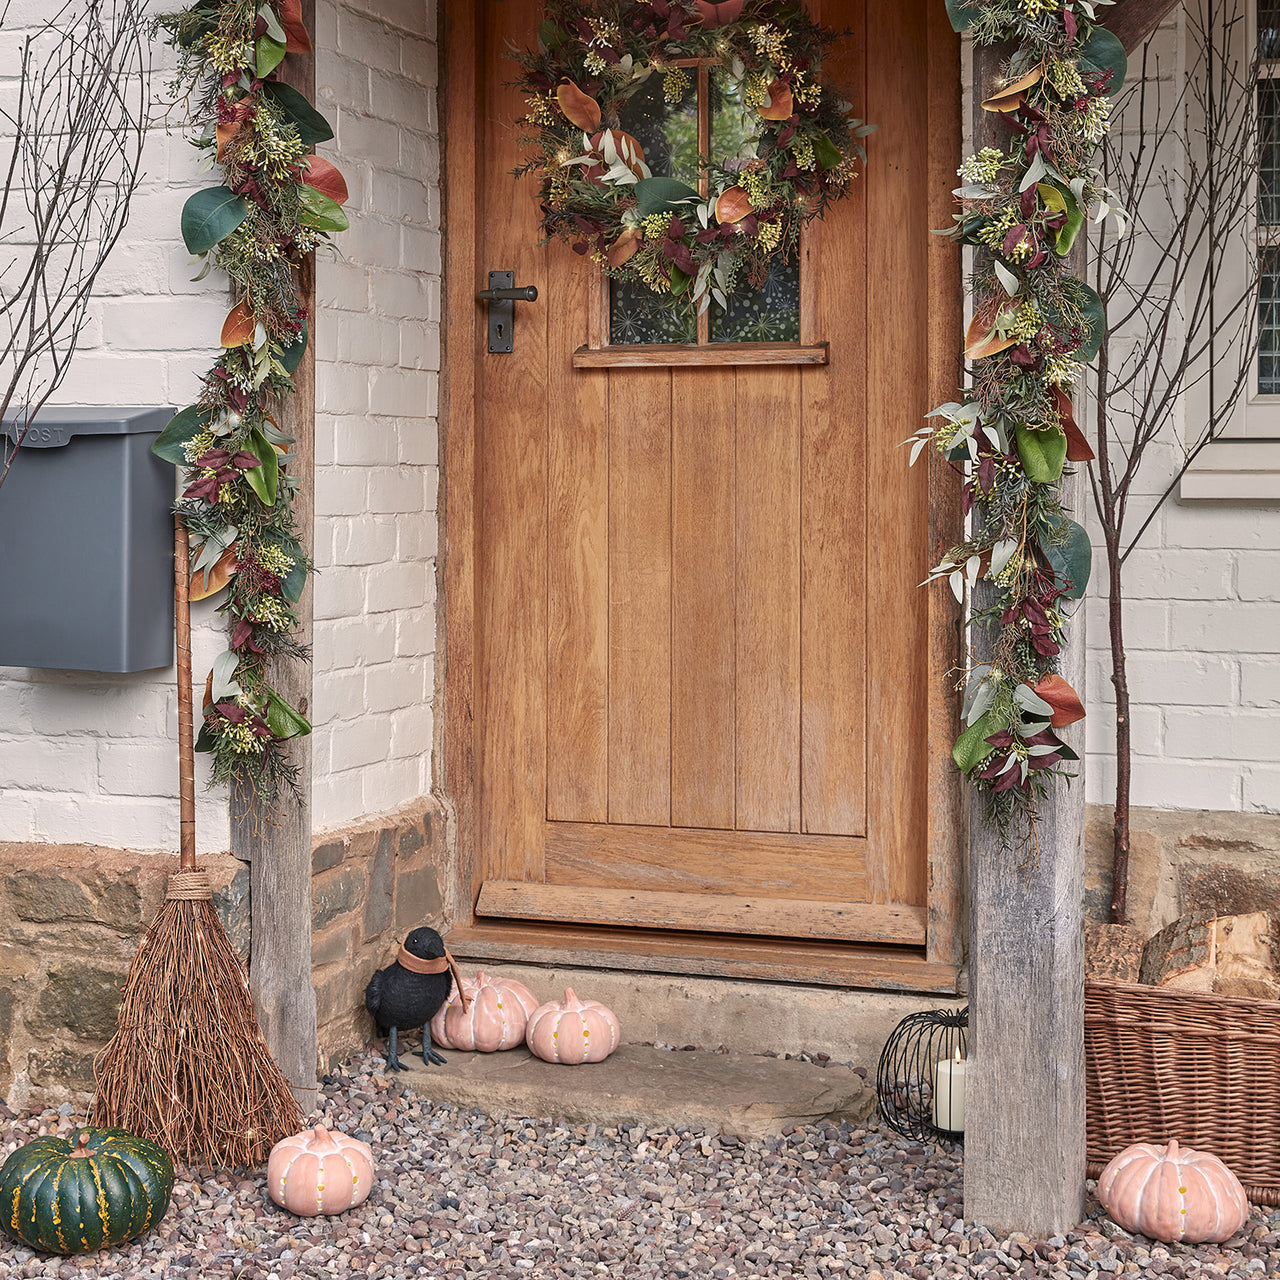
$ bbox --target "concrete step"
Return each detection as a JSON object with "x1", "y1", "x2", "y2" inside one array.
[{"x1": 394, "y1": 1043, "x2": 876, "y2": 1140}]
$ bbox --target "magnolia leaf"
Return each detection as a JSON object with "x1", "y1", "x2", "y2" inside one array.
[
  {"x1": 296, "y1": 182, "x2": 350, "y2": 232},
  {"x1": 606, "y1": 227, "x2": 642, "y2": 268},
  {"x1": 278, "y1": 0, "x2": 313, "y2": 53},
  {"x1": 258, "y1": 3, "x2": 286, "y2": 41},
  {"x1": 256, "y1": 33, "x2": 287, "y2": 77},
  {"x1": 556, "y1": 80, "x2": 601, "y2": 131},
  {"x1": 1049, "y1": 180, "x2": 1086, "y2": 255},
  {"x1": 944, "y1": 0, "x2": 983, "y2": 31},
  {"x1": 1073, "y1": 280, "x2": 1107, "y2": 362},
  {"x1": 181, "y1": 186, "x2": 249, "y2": 254},
  {"x1": 278, "y1": 321, "x2": 308, "y2": 375},
  {"x1": 152, "y1": 405, "x2": 215, "y2": 464},
  {"x1": 244, "y1": 426, "x2": 280, "y2": 507},
  {"x1": 1079, "y1": 26, "x2": 1127, "y2": 92},
  {"x1": 759, "y1": 82, "x2": 793, "y2": 121},
  {"x1": 982, "y1": 65, "x2": 1043, "y2": 113},
  {"x1": 1015, "y1": 423, "x2": 1068, "y2": 484},
  {"x1": 813, "y1": 133, "x2": 843, "y2": 170},
  {"x1": 1052, "y1": 386, "x2": 1095, "y2": 460},
  {"x1": 301, "y1": 154, "x2": 349, "y2": 205},
  {"x1": 669, "y1": 265, "x2": 692, "y2": 296},
  {"x1": 210, "y1": 648, "x2": 243, "y2": 701},
  {"x1": 1033, "y1": 673, "x2": 1086, "y2": 727},
  {"x1": 215, "y1": 120, "x2": 242, "y2": 162},
  {"x1": 1047, "y1": 518, "x2": 1093, "y2": 600},
  {"x1": 280, "y1": 557, "x2": 306, "y2": 602},
  {"x1": 965, "y1": 297, "x2": 1017, "y2": 360},
  {"x1": 194, "y1": 723, "x2": 215, "y2": 753},
  {"x1": 265, "y1": 690, "x2": 312, "y2": 739},
  {"x1": 221, "y1": 297, "x2": 256, "y2": 348},
  {"x1": 191, "y1": 543, "x2": 237, "y2": 600},
  {"x1": 263, "y1": 81, "x2": 334, "y2": 145},
  {"x1": 635, "y1": 177, "x2": 701, "y2": 216},
  {"x1": 952, "y1": 712, "x2": 1000, "y2": 773},
  {"x1": 715, "y1": 185, "x2": 753, "y2": 224}
]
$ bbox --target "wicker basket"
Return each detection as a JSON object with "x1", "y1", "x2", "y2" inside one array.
[{"x1": 1085, "y1": 980, "x2": 1280, "y2": 1206}]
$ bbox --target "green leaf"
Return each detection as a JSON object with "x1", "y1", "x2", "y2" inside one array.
[
  {"x1": 944, "y1": 0, "x2": 983, "y2": 31},
  {"x1": 812, "y1": 133, "x2": 843, "y2": 170},
  {"x1": 277, "y1": 321, "x2": 308, "y2": 375},
  {"x1": 180, "y1": 186, "x2": 250, "y2": 254},
  {"x1": 634, "y1": 177, "x2": 701, "y2": 216},
  {"x1": 265, "y1": 690, "x2": 312, "y2": 739},
  {"x1": 1015, "y1": 424, "x2": 1068, "y2": 484},
  {"x1": 1046, "y1": 518, "x2": 1093, "y2": 600},
  {"x1": 669, "y1": 265, "x2": 691, "y2": 297},
  {"x1": 243, "y1": 427, "x2": 280, "y2": 507},
  {"x1": 258, "y1": 3, "x2": 286, "y2": 41},
  {"x1": 151, "y1": 405, "x2": 215, "y2": 464},
  {"x1": 210, "y1": 649, "x2": 242, "y2": 702},
  {"x1": 195, "y1": 723, "x2": 215, "y2": 753},
  {"x1": 1046, "y1": 181, "x2": 1086, "y2": 256},
  {"x1": 1078, "y1": 26, "x2": 1127, "y2": 93},
  {"x1": 952, "y1": 711, "x2": 1000, "y2": 773},
  {"x1": 256, "y1": 34, "x2": 287, "y2": 77},
  {"x1": 280, "y1": 558, "x2": 307, "y2": 602},
  {"x1": 296, "y1": 183, "x2": 350, "y2": 232},
  {"x1": 263, "y1": 81, "x2": 334, "y2": 145}
]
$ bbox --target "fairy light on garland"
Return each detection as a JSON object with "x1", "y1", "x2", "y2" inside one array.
[
  {"x1": 512, "y1": 0, "x2": 874, "y2": 322},
  {"x1": 151, "y1": 0, "x2": 349, "y2": 804},
  {"x1": 906, "y1": 0, "x2": 1127, "y2": 838}
]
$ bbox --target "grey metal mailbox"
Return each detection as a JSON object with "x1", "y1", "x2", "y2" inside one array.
[{"x1": 0, "y1": 407, "x2": 175, "y2": 672}]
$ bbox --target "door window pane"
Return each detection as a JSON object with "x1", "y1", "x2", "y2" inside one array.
[{"x1": 1259, "y1": 247, "x2": 1280, "y2": 394}]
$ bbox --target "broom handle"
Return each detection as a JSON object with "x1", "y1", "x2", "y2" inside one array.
[{"x1": 175, "y1": 513, "x2": 196, "y2": 872}]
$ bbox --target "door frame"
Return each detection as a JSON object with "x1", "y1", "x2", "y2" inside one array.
[{"x1": 438, "y1": 2, "x2": 965, "y2": 993}]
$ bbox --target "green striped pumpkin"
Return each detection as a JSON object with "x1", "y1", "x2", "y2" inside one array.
[{"x1": 0, "y1": 1127, "x2": 174, "y2": 1255}]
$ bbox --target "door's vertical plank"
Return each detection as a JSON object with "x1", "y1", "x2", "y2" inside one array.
[
  {"x1": 547, "y1": 246, "x2": 609, "y2": 823},
  {"x1": 736, "y1": 367, "x2": 802, "y2": 833},
  {"x1": 672, "y1": 367, "x2": 735, "y2": 829},
  {"x1": 800, "y1": 0, "x2": 867, "y2": 838},
  {"x1": 609, "y1": 369, "x2": 673, "y2": 826},
  {"x1": 477, "y1": 0, "x2": 549, "y2": 882},
  {"x1": 866, "y1": 0, "x2": 930, "y2": 903}
]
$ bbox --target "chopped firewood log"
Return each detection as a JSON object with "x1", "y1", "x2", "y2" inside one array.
[
  {"x1": 1084, "y1": 921, "x2": 1147, "y2": 984},
  {"x1": 1139, "y1": 910, "x2": 1280, "y2": 1000}
]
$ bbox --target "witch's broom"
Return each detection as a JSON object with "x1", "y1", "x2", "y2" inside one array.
[{"x1": 94, "y1": 514, "x2": 304, "y2": 1168}]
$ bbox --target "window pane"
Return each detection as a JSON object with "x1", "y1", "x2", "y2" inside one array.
[
  {"x1": 1261, "y1": 81, "x2": 1280, "y2": 225},
  {"x1": 1259, "y1": 248, "x2": 1280, "y2": 395},
  {"x1": 1261, "y1": 2, "x2": 1280, "y2": 59},
  {"x1": 610, "y1": 277, "x2": 698, "y2": 344},
  {"x1": 617, "y1": 71, "x2": 699, "y2": 190}
]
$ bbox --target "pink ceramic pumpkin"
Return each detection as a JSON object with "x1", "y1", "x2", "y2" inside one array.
[
  {"x1": 429, "y1": 970, "x2": 540, "y2": 1052},
  {"x1": 1097, "y1": 1139, "x2": 1250, "y2": 1243},
  {"x1": 525, "y1": 988, "x2": 620, "y2": 1064},
  {"x1": 267, "y1": 1126, "x2": 375, "y2": 1217}
]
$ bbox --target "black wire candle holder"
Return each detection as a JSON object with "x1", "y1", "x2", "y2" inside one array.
[{"x1": 876, "y1": 1006, "x2": 968, "y2": 1143}]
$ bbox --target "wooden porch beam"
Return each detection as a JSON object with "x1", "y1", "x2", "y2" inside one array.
[
  {"x1": 961, "y1": 40, "x2": 1088, "y2": 1240},
  {"x1": 232, "y1": 0, "x2": 319, "y2": 1112},
  {"x1": 1109, "y1": 0, "x2": 1184, "y2": 53}
]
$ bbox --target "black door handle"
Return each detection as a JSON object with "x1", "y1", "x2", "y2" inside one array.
[
  {"x1": 477, "y1": 285, "x2": 538, "y2": 302},
  {"x1": 480, "y1": 271, "x2": 538, "y2": 353}
]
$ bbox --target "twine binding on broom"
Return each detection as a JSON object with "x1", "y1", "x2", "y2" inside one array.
[{"x1": 93, "y1": 515, "x2": 304, "y2": 1169}]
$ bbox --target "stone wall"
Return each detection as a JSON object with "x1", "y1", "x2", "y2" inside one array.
[{"x1": 0, "y1": 798, "x2": 448, "y2": 1110}]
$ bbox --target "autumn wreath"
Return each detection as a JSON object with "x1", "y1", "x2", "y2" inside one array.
[{"x1": 513, "y1": 0, "x2": 872, "y2": 321}]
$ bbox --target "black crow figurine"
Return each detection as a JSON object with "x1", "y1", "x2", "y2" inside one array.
[{"x1": 364, "y1": 926, "x2": 462, "y2": 1071}]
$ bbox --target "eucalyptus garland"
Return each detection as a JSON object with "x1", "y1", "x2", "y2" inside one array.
[
  {"x1": 151, "y1": 0, "x2": 348, "y2": 804},
  {"x1": 512, "y1": 0, "x2": 872, "y2": 322},
  {"x1": 909, "y1": 0, "x2": 1127, "y2": 836}
]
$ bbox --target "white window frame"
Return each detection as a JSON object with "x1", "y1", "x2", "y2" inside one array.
[{"x1": 1183, "y1": 0, "x2": 1280, "y2": 497}]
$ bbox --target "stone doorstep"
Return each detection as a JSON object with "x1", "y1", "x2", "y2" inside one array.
[{"x1": 396, "y1": 1043, "x2": 876, "y2": 1141}]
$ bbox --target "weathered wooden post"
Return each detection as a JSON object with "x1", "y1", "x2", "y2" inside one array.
[
  {"x1": 231, "y1": 0, "x2": 319, "y2": 1111},
  {"x1": 961, "y1": 38, "x2": 1088, "y2": 1239}
]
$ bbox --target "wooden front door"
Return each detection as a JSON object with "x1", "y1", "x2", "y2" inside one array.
[{"x1": 444, "y1": 1, "x2": 964, "y2": 988}]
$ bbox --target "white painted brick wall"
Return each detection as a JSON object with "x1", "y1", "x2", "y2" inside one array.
[
  {"x1": 0, "y1": 0, "x2": 442, "y2": 850},
  {"x1": 312, "y1": 0, "x2": 439, "y2": 829}
]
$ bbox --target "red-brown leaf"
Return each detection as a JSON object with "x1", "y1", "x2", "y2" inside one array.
[
  {"x1": 216, "y1": 121, "x2": 242, "y2": 162},
  {"x1": 191, "y1": 545, "x2": 238, "y2": 602},
  {"x1": 302, "y1": 155, "x2": 349, "y2": 205},
  {"x1": 715, "y1": 185, "x2": 754, "y2": 225},
  {"x1": 557, "y1": 80, "x2": 602, "y2": 132},
  {"x1": 1053, "y1": 386, "x2": 1096, "y2": 461},
  {"x1": 981, "y1": 65, "x2": 1044, "y2": 114},
  {"x1": 759, "y1": 82, "x2": 794, "y2": 121},
  {"x1": 279, "y1": 0, "x2": 313, "y2": 54},
  {"x1": 1033, "y1": 673, "x2": 1086, "y2": 727},
  {"x1": 220, "y1": 298, "x2": 256, "y2": 349},
  {"x1": 693, "y1": 0, "x2": 745, "y2": 25},
  {"x1": 964, "y1": 297, "x2": 1017, "y2": 361},
  {"x1": 606, "y1": 227, "x2": 641, "y2": 268}
]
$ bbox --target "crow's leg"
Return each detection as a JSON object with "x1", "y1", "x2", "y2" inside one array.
[
  {"x1": 384, "y1": 1025, "x2": 408, "y2": 1072},
  {"x1": 423, "y1": 1029, "x2": 447, "y2": 1066}
]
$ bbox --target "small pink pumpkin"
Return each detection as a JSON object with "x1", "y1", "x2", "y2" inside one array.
[
  {"x1": 525, "y1": 988, "x2": 620, "y2": 1065},
  {"x1": 267, "y1": 1125, "x2": 375, "y2": 1217},
  {"x1": 429, "y1": 970, "x2": 540, "y2": 1052},
  {"x1": 1097, "y1": 1138, "x2": 1250, "y2": 1243}
]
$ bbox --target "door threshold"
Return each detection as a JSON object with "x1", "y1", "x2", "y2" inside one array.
[{"x1": 447, "y1": 920, "x2": 963, "y2": 994}]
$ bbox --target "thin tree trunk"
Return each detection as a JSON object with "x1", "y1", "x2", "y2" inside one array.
[{"x1": 1109, "y1": 555, "x2": 1131, "y2": 925}]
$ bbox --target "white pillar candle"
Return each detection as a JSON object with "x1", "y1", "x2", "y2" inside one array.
[{"x1": 932, "y1": 1048, "x2": 966, "y2": 1133}]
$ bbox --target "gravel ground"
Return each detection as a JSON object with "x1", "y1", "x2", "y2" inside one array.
[{"x1": 1, "y1": 1048, "x2": 1278, "y2": 1280}]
